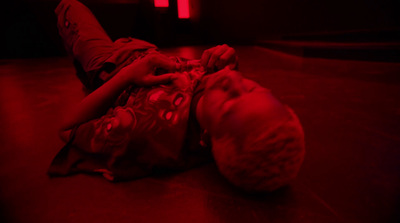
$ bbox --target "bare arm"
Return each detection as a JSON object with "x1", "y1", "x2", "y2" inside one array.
[{"x1": 59, "y1": 53, "x2": 179, "y2": 141}]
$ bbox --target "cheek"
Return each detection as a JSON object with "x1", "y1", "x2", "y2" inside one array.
[
  {"x1": 204, "y1": 89, "x2": 227, "y2": 103},
  {"x1": 216, "y1": 115, "x2": 241, "y2": 138},
  {"x1": 202, "y1": 92, "x2": 223, "y2": 114}
]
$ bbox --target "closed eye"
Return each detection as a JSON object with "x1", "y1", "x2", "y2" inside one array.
[
  {"x1": 221, "y1": 99, "x2": 236, "y2": 116},
  {"x1": 248, "y1": 86, "x2": 256, "y2": 92}
]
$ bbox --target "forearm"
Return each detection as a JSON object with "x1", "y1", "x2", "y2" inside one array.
[
  {"x1": 60, "y1": 70, "x2": 132, "y2": 132},
  {"x1": 59, "y1": 52, "x2": 178, "y2": 141}
]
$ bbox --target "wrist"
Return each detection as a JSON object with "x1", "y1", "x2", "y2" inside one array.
[
  {"x1": 109, "y1": 70, "x2": 134, "y2": 92},
  {"x1": 117, "y1": 66, "x2": 137, "y2": 85}
]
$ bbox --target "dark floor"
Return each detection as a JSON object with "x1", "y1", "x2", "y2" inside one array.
[{"x1": 0, "y1": 46, "x2": 399, "y2": 223}]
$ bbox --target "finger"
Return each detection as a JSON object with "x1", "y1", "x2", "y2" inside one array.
[
  {"x1": 144, "y1": 73, "x2": 177, "y2": 86},
  {"x1": 207, "y1": 45, "x2": 228, "y2": 72},
  {"x1": 180, "y1": 61, "x2": 188, "y2": 72},
  {"x1": 201, "y1": 47, "x2": 216, "y2": 68},
  {"x1": 216, "y1": 47, "x2": 235, "y2": 70},
  {"x1": 229, "y1": 55, "x2": 239, "y2": 70},
  {"x1": 188, "y1": 59, "x2": 201, "y2": 69},
  {"x1": 149, "y1": 54, "x2": 177, "y2": 72},
  {"x1": 200, "y1": 49, "x2": 211, "y2": 68}
]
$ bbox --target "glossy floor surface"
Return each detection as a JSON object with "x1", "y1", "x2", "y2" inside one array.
[{"x1": 0, "y1": 46, "x2": 399, "y2": 223}]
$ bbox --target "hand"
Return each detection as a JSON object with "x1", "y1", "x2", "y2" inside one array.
[
  {"x1": 121, "y1": 52, "x2": 179, "y2": 86},
  {"x1": 201, "y1": 44, "x2": 238, "y2": 73}
]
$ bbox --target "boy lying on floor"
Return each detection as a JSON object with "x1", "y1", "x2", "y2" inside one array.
[{"x1": 49, "y1": 0, "x2": 305, "y2": 192}]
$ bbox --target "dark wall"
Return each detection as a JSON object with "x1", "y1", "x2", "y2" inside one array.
[
  {"x1": 0, "y1": 0, "x2": 184, "y2": 59},
  {"x1": 1, "y1": 0, "x2": 399, "y2": 58},
  {"x1": 0, "y1": 0, "x2": 60, "y2": 58},
  {"x1": 195, "y1": 0, "x2": 399, "y2": 43}
]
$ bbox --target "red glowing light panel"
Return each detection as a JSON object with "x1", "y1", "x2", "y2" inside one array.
[
  {"x1": 154, "y1": 0, "x2": 169, "y2": 7},
  {"x1": 178, "y1": 0, "x2": 190, "y2": 19}
]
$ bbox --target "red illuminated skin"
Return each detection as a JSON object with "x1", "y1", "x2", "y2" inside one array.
[
  {"x1": 201, "y1": 44, "x2": 238, "y2": 73},
  {"x1": 59, "y1": 45, "x2": 240, "y2": 142},
  {"x1": 59, "y1": 52, "x2": 180, "y2": 141},
  {"x1": 196, "y1": 67, "x2": 289, "y2": 140}
]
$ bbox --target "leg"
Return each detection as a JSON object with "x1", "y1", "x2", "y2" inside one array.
[{"x1": 55, "y1": 0, "x2": 114, "y2": 74}]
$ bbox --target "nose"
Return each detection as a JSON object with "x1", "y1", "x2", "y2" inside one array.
[{"x1": 227, "y1": 74, "x2": 246, "y2": 97}]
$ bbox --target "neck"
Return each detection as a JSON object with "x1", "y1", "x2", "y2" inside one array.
[{"x1": 195, "y1": 95, "x2": 208, "y2": 130}]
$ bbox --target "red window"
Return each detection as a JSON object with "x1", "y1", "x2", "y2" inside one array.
[
  {"x1": 177, "y1": 0, "x2": 190, "y2": 19},
  {"x1": 154, "y1": 0, "x2": 169, "y2": 7}
]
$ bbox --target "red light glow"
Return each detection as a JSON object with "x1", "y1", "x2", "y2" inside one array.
[
  {"x1": 177, "y1": 0, "x2": 190, "y2": 19},
  {"x1": 154, "y1": 0, "x2": 169, "y2": 7}
]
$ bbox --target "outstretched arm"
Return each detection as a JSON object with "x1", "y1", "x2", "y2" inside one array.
[{"x1": 60, "y1": 53, "x2": 179, "y2": 141}]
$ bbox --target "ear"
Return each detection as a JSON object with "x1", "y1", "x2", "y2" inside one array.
[
  {"x1": 210, "y1": 135, "x2": 237, "y2": 162},
  {"x1": 199, "y1": 129, "x2": 210, "y2": 147},
  {"x1": 195, "y1": 96, "x2": 207, "y2": 129}
]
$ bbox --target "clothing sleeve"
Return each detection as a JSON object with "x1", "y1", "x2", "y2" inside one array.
[
  {"x1": 71, "y1": 106, "x2": 137, "y2": 155},
  {"x1": 48, "y1": 105, "x2": 139, "y2": 180}
]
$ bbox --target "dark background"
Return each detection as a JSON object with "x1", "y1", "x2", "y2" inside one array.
[{"x1": 1, "y1": 0, "x2": 399, "y2": 59}]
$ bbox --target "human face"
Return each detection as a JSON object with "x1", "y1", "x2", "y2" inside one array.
[{"x1": 197, "y1": 67, "x2": 288, "y2": 139}]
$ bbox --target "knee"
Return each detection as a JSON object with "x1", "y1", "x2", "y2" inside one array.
[
  {"x1": 55, "y1": 0, "x2": 72, "y2": 28},
  {"x1": 55, "y1": 0, "x2": 81, "y2": 54},
  {"x1": 55, "y1": 0, "x2": 74, "y2": 16},
  {"x1": 55, "y1": 0, "x2": 84, "y2": 33},
  {"x1": 55, "y1": 0, "x2": 85, "y2": 21}
]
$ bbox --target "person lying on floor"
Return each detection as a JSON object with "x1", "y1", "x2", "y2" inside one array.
[{"x1": 48, "y1": 0, "x2": 305, "y2": 192}]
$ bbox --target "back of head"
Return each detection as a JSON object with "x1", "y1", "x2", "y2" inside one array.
[{"x1": 211, "y1": 106, "x2": 305, "y2": 192}]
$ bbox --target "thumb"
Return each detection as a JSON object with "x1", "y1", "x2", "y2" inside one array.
[{"x1": 144, "y1": 73, "x2": 177, "y2": 86}]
